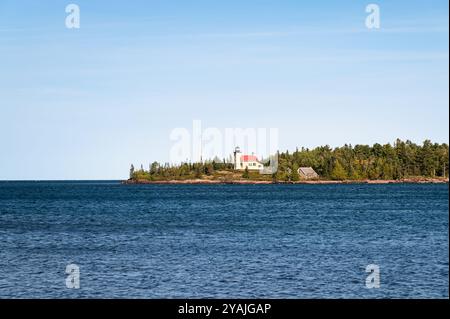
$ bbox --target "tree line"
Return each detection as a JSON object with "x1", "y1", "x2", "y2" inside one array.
[{"x1": 130, "y1": 139, "x2": 449, "y2": 181}]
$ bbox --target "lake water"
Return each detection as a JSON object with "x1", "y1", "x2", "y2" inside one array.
[{"x1": 0, "y1": 182, "x2": 448, "y2": 298}]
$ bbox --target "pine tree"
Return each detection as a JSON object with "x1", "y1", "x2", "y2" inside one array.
[
  {"x1": 331, "y1": 160, "x2": 347, "y2": 180},
  {"x1": 242, "y1": 167, "x2": 250, "y2": 179},
  {"x1": 195, "y1": 165, "x2": 202, "y2": 178},
  {"x1": 291, "y1": 164, "x2": 300, "y2": 181},
  {"x1": 150, "y1": 162, "x2": 159, "y2": 175}
]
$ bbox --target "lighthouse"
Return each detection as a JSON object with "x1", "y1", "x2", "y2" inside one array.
[{"x1": 233, "y1": 146, "x2": 241, "y2": 170}]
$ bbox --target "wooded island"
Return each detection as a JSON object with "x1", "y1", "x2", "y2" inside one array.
[{"x1": 126, "y1": 139, "x2": 449, "y2": 184}]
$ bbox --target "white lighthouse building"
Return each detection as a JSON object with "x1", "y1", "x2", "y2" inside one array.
[{"x1": 233, "y1": 147, "x2": 264, "y2": 171}]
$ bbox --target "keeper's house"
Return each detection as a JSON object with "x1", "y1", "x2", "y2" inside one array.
[{"x1": 233, "y1": 147, "x2": 264, "y2": 171}]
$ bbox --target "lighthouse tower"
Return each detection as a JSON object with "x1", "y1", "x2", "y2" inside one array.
[{"x1": 233, "y1": 146, "x2": 241, "y2": 170}]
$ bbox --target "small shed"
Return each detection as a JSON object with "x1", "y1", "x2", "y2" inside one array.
[{"x1": 298, "y1": 167, "x2": 319, "y2": 179}]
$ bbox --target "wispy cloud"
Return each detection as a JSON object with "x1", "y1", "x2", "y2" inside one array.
[
  {"x1": 133, "y1": 25, "x2": 449, "y2": 40},
  {"x1": 1, "y1": 18, "x2": 447, "y2": 39}
]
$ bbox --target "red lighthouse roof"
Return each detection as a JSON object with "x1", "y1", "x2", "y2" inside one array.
[{"x1": 241, "y1": 155, "x2": 259, "y2": 162}]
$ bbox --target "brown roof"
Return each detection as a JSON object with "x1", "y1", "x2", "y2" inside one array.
[{"x1": 298, "y1": 167, "x2": 319, "y2": 178}]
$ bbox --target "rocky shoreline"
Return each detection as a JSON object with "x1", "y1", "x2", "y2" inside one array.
[{"x1": 122, "y1": 177, "x2": 449, "y2": 185}]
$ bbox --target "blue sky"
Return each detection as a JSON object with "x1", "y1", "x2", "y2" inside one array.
[{"x1": 0, "y1": 0, "x2": 448, "y2": 180}]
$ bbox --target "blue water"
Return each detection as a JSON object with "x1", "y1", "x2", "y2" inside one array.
[{"x1": 0, "y1": 182, "x2": 448, "y2": 298}]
